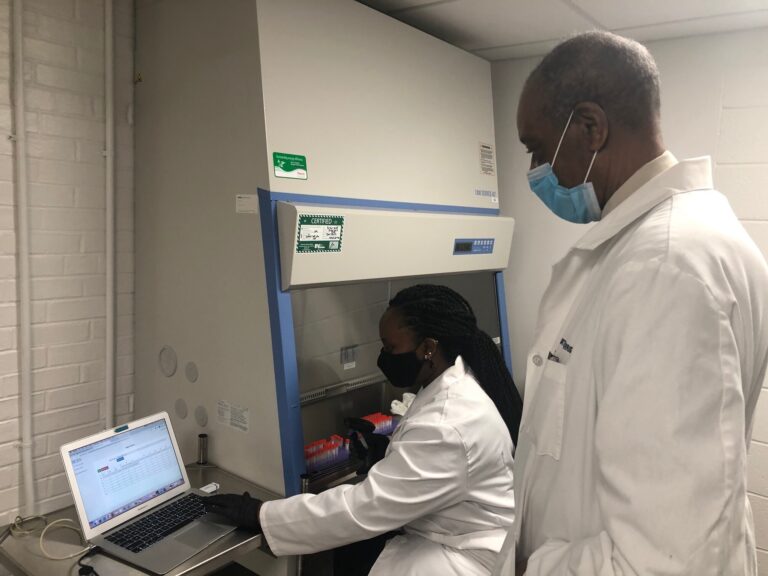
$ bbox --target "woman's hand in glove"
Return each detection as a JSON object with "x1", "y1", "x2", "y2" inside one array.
[
  {"x1": 345, "y1": 417, "x2": 390, "y2": 474},
  {"x1": 203, "y1": 492, "x2": 262, "y2": 532}
]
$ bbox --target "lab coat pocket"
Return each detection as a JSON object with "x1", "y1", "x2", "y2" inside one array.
[
  {"x1": 500, "y1": 447, "x2": 515, "y2": 484},
  {"x1": 524, "y1": 360, "x2": 566, "y2": 460}
]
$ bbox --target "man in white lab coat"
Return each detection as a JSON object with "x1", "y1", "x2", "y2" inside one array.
[{"x1": 508, "y1": 31, "x2": 768, "y2": 575}]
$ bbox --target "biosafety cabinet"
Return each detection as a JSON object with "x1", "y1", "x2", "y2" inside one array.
[{"x1": 134, "y1": 0, "x2": 510, "y2": 509}]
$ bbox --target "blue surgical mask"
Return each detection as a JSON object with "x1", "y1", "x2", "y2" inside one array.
[{"x1": 527, "y1": 110, "x2": 601, "y2": 223}]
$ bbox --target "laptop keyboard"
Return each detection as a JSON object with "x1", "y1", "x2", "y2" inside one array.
[{"x1": 105, "y1": 493, "x2": 207, "y2": 553}]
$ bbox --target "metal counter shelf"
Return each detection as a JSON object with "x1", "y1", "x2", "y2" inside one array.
[{"x1": 0, "y1": 464, "x2": 279, "y2": 576}]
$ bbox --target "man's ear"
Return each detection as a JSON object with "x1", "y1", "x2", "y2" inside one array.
[{"x1": 574, "y1": 101, "x2": 608, "y2": 152}]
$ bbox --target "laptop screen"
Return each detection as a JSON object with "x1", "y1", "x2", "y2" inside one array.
[{"x1": 67, "y1": 419, "x2": 185, "y2": 529}]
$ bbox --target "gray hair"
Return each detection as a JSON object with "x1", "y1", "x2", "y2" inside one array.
[{"x1": 527, "y1": 31, "x2": 661, "y2": 132}]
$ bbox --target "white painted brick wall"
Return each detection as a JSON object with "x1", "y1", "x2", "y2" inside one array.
[{"x1": 0, "y1": 0, "x2": 134, "y2": 540}]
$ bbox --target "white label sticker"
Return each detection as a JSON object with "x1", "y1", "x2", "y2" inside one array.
[
  {"x1": 480, "y1": 142, "x2": 496, "y2": 176},
  {"x1": 343, "y1": 361, "x2": 356, "y2": 370},
  {"x1": 217, "y1": 399, "x2": 250, "y2": 432},
  {"x1": 475, "y1": 189, "x2": 498, "y2": 203},
  {"x1": 236, "y1": 194, "x2": 259, "y2": 214}
]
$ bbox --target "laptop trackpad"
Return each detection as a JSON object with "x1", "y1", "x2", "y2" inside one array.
[{"x1": 173, "y1": 522, "x2": 228, "y2": 549}]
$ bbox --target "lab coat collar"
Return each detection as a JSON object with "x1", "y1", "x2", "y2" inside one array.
[
  {"x1": 406, "y1": 355, "x2": 469, "y2": 416},
  {"x1": 601, "y1": 151, "x2": 678, "y2": 217},
  {"x1": 573, "y1": 156, "x2": 714, "y2": 252}
]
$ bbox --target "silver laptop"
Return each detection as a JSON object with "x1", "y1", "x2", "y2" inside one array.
[{"x1": 60, "y1": 411, "x2": 237, "y2": 574}]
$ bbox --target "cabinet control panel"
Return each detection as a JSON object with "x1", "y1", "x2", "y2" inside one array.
[{"x1": 453, "y1": 238, "x2": 495, "y2": 255}]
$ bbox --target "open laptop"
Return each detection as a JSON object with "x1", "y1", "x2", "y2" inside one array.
[{"x1": 60, "y1": 411, "x2": 237, "y2": 574}]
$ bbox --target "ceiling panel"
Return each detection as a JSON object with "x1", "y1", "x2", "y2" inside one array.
[
  {"x1": 620, "y1": 10, "x2": 768, "y2": 43},
  {"x1": 356, "y1": 0, "x2": 768, "y2": 61},
  {"x1": 572, "y1": 0, "x2": 768, "y2": 30},
  {"x1": 475, "y1": 39, "x2": 561, "y2": 61},
  {"x1": 383, "y1": 0, "x2": 598, "y2": 51}
]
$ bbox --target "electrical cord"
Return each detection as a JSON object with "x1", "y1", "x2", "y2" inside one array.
[
  {"x1": 8, "y1": 515, "x2": 93, "y2": 561},
  {"x1": 9, "y1": 514, "x2": 46, "y2": 536},
  {"x1": 77, "y1": 545, "x2": 102, "y2": 576},
  {"x1": 38, "y1": 518, "x2": 92, "y2": 560}
]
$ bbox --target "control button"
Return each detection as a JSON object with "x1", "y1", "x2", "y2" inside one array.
[{"x1": 532, "y1": 354, "x2": 543, "y2": 367}]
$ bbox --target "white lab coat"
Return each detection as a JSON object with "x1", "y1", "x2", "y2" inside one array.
[
  {"x1": 508, "y1": 156, "x2": 768, "y2": 575},
  {"x1": 260, "y1": 356, "x2": 516, "y2": 575}
]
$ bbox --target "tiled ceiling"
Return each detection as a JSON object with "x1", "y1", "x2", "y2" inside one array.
[{"x1": 358, "y1": 0, "x2": 768, "y2": 60}]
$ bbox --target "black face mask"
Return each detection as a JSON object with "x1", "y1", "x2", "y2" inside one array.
[{"x1": 377, "y1": 348, "x2": 424, "y2": 388}]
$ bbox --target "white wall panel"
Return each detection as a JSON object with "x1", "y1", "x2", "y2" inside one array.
[
  {"x1": 715, "y1": 165, "x2": 768, "y2": 220},
  {"x1": 752, "y1": 441, "x2": 768, "y2": 494},
  {"x1": 754, "y1": 493, "x2": 768, "y2": 550},
  {"x1": 744, "y1": 222, "x2": 768, "y2": 260},
  {"x1": 718, "y1": 107, "x2": 768, "y2": 164}
]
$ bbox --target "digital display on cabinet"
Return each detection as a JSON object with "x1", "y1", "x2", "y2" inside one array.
[{"x1": 453, "y1": 238, "x2": 494, "y2": 255}]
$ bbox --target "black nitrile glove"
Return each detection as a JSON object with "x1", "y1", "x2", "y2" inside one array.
[
  {"x1": 345, "y1": 417, "x2": 390, "y2": 474},
  {"x1": 203, "y1": 492, "x2": 262, "y2": 532}
]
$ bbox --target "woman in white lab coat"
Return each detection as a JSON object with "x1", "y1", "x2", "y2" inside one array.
[{"x1": 205, "y1": 284, "x2": 522, "y2": 575}]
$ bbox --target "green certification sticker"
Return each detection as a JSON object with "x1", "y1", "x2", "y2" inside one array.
[
  {"x1": 273, "y1": 152, "x2": 308, "y2": 180},
  {"x1": 296, "y1": 215, "x2": 344, "y2": 253}
]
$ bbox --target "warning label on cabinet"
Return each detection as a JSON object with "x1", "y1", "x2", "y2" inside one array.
[
  {"x1": 217, "y1": 400, "x2": 249, "y2": 432},
  {"x1": 273, "y1": 152, "x2": 308, "y2": 180},
  {"x1": 480, "y1": 142, "x2": 496, "y2": 176}
]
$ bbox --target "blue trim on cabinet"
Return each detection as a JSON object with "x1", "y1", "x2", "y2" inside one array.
[
  {"x1": 495, "y1": 271, "x2": 514, "y2": 380},
  {"x1": 258, "y1": 189, "x2": 304, "y2": 496},
  {"x1": 266, "y1": 191, "x2": 499, "y2": 215}
]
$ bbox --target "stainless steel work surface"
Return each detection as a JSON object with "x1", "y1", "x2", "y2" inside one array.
[{"x1": 0, "y1": 465, "x2": 278, "y2": 576}]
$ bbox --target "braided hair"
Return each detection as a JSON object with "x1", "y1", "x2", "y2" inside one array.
[{"x1": 388, "y1": 284, "x2": 523, "y2": 445}]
